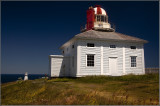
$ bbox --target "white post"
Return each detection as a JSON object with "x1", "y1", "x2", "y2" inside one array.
[
  {"x1": 123, "y1": 46, "x2": 126, "y2": 75},
  {"x1": 77, "y1": 43, "x2": 81, "y2": 76},
  {"x1": 24, "y1": 72, "x2": 28, "y2": 80},
  {"x1": 101, "y1": 46, "x2": 103, "y2": 75},
  {"x1": 142, "y1": 45, "x2": 145, "y2": 74}
]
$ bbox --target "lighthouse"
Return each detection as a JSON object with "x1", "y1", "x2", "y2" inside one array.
[
  {"x1": 24, "y1": 72, "x2": 28, "y2": 81},
  {"x1": 49, "y1": 5, "x2": 147, "y2": 77},
  {"x1": 85, "y1": 5, "x2": 114, "y2": 32}
]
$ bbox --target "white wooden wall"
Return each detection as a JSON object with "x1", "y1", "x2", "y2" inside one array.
[
  {"x1": 103, "y1": 41, "x2": 124, "y2": 75},
  {"x1": 125, "y1": 43, "x2": 144, "y2": 75},
  {"x1": 77, "y1": 40, "x2": 101, "y2": 76},
  {"x1": 62, "y1": 41, "x2": 77, "y2": 77},
  {"x1": 77, "y1": 39, "x2": 145, "y2": 76},
  {"x1": 49, "y1": 55, "x2": 70, "y2": 77},
  {"x1": 49, "y1": 56, "x2": 64, "y2": 77},
  {"x1": 50, "y1": 39, "x2": 145, "y2": 77}
]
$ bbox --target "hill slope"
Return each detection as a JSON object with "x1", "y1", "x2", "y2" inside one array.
[{"x1": 1, "y1": 74, "x2": 159, "y2": 105}]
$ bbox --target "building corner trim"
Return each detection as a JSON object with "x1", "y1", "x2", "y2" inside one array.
[
  {"x1": 123, "y1": 46, "x2": 126, "y2": 74},
  {"x1": 101, "y1": 46, "x2": 103, "y2": 75}
]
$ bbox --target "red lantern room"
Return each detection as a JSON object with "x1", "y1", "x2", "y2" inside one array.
[{"x1": 85, "y1": 5, "x2": 114, "y2": 32}]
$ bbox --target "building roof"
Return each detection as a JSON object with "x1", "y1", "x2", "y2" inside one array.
[
  {"x1": 94, "y1": 6, "x2": 107, "y2": 15},
  {"x1": 60, "y1": 30, "x2": 148, "y2": 49}
]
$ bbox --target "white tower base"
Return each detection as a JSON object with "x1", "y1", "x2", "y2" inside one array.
[{"x1": 24, "y1": 72, "x2": 28, "y2": 81}]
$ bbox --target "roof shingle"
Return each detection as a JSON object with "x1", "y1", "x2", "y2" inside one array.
[
  {"x1": 60, "y1": 30, "x2": 148, "y2": 49},
  {"x1": 75, "y1": 30, "x2": 148, "y2": 43}
]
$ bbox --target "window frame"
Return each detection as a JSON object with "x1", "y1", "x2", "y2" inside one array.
[
  {"x1": 130, "y1": 46, "x2": 136, "y2": 49},
  {"x1": 110, "y1": 45, "x2": 116, "y2": 48},
  {"x1": 86, "y1": 54, "x2": 95, "y2": 67},
  {"x1": 97, "y1": 15, "x2": 100, "y2": 22},
  {"x1": 101, "y1": 15, "x2": 104, "y2": 22},
  {"x1": 87, "y1": 43, "x2": 95, "y2": 47},
  {"x1": 95, "y1": 14, "x2": 107, "y2": 23},
  {"x1": 130, "y1": 56, "x2": 137, "y2": 67}
]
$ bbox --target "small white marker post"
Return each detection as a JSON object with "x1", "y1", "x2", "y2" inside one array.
[{"x1": 24, "y1": 72, "x2": 28, "y2": 81}]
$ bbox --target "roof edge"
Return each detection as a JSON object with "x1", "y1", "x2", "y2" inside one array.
[
  {"x1": 75, "y1": 36, "x2": 148, "y2": 44},
  {"x1": 59, "y1": 37, "x2": 77, "y2": 49},
  {"x1": 49, "y1": 55, "x2": 64, "y2": 58}
]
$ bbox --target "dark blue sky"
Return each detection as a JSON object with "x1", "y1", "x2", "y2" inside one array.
[{"x1": 1, "y1": 1, "x2": 159, "y2": 74}]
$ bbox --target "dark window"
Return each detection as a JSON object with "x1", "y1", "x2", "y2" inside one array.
[
  {"x1": 62, "y1": 51, "x2": 64, "y2": 54},
  {"x1": 130, "y1": 46, "x2": 136, "y2": 49},
  {"x1": 110, "y1": 45, "x2": 116, "y2": 48},
  {"x1": 87, "y1": 55, "x2": 94, "y2": 66},
  {"x1": 87, "y1": 43, "x2": 94, "y2": 47},
  {"x1": 97, "y1": 15, "x2": 100, "y2": 21},
  {"x1": 104, "y1": 16, "x2": 107, "y2": 22},
  {"x1": 101, "y1": 16, "x2": 104, "y2": 22},
  {"x1": 72, "y1": 45, "x2": 74, "y2": 48},
  {"x1": 131, "y1": 56, "x2": 136, "y2": 67}
]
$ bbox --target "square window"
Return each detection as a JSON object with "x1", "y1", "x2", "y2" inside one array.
[
  {"x1": 130, "y1": 46, "x2": 136, "y2": 49},
  {"x1": 110, "y1": 45, "x2": 116, "y2": 48},
  {"x1": 87, "y1": 43, "x2": 94, "y2": 47}
]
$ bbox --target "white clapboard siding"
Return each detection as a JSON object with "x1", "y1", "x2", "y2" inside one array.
[
  {"x1": 125, "y1": 43, "x2": 144, "y2": 74},
  {"x1": 62, "y1": 41, "x2": 78, "y2": 77},
  {"x1": 50, "y1": 55, "x2": 64, "y2": 77},
  {"x1": 49, "y1": 55, "x2": 70, "y2": 77},
  {"x1": 78, "y1": 40, "x2": 101, "y2": 75},
  {"x1": 77, "y1": 39, "x2": 144, "y2": 76},
  {"x1": 51, "y1": 39, "x2": 145, "y2": 77},
  {"x1": 103, "y1": 41, "x2": 123, "y2": 75},
  {"x1": 78, "y1": 40, "x2": 124, "y2": 76}
]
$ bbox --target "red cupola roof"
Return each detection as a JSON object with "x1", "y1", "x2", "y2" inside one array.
[{"x1": 94, "y1": 5, "x2": 107, "y2": 15}]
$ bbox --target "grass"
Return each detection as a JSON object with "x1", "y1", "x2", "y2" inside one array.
[{"x1": 1, "y1": 73, "x2": 159, "y2": 105}]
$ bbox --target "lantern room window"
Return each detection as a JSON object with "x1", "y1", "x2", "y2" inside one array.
[
  {"x1": 95, "y1": 15, "x2": 107, "y2": 23},
  {"x1": 101, "y1": 16, "x2": 104, "y2": 22},
  {"x1": 97, "y1": 15, "x2": 100, "y2": 22},
  {"x1": 104, "y1": 16, "x2": 107, "y2": 22}
]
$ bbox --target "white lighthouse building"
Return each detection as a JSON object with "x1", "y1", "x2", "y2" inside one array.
[{"x1": 49, "y1": 5, "x2": 147, "y2": 77}]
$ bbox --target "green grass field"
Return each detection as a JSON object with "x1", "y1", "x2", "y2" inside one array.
[{"x1": 1, "y1": 74, "x2": 159, "y2": 105}]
